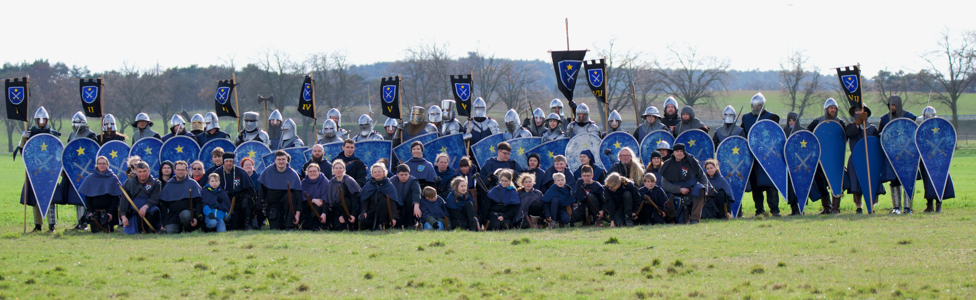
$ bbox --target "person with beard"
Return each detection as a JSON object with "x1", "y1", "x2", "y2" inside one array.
[
  {"x1": 486, "y1": 169, "x2": 520, "y2": 231},
  {"x1": 299, "y1": 163, "x2": 328, "y2": 231},
  {"x1": 523, "y1": 153, "x2": 546, "y2": 191},
  {"x1": 917, "y1": 106, "x2": 953, "y2": 213},
  {"x1": 635, "y1": 173, "x2": 669, "y2": 225},
  {"x1": 434, "y1": 153, "x2": 456, "y2": 200},
  {"x1": 258, "y1": 151, "x2": 303, "y2": 230},
  {"x1": 265, "y1": 110, "x2": 285, "y2": 150},
  {"x1": 658, "y1": 143, "x2": 710, "y2": 224},
  {"x1": 17, "y1": 107, "x2": 61, "y2": 232},
  {"x1": 321, "y1": 160, "x2": 362, "y2": 231},
  {"x1": 463, "y1": 98, "x2": 499, "y2": 147},
  {"x1": 660, "y1": 96, "x2": 681, "y2": 133},
  {"x1": 572, "y1": 150, "x2": 606, "y2": 188},
  {"x1": 523, "y1": 108, "x2": 547, "y2": 137},
  {"x1": 359, "y1": 163, "x2": 400, "y2": 230},
  {"x1": 541, "y1": 113, "x2": 567, "y2": 142},
  {"x1": 445, "y1": 176, "x2": 479, "y2": 231},
  {"x1": 211, "y1": 153, "x2": 257, "y2": 230},
  {"x1": 878, "y1": 95, "x2": 917, "y2": 214},
  {"x1": 391, "y1": 164, "x2": 423, "y2": 229},
  {"x1": 604, "y1": 172, "x2": 641, "y2": 227},
  {"x1": 326, "y1": 108, "x2": 349, "y2": 141},
  {"x1": 845, "y1": 105, "x2": 883, "y2": 214},
  {"x1": 427, "y1": 105, "x2": 443, "y2": 136},
  {"x1": 541, "y1": 155, "x2": 573, "y2": 194},
  {"x1": 162, "y1": 114, "x2": 194, "y2": 142},
  {"x1": 353, "y1": 114, "x2": 384, "y2": 142},
  {"x1": 549, "y1": 99, "x2": 572, "y2": 132},
  {"x1": 541, "y1": 172, "x2": 574, "y2": 228},
  {"x1": 572, "y1": 166, "x2": 606, "y2": 226},
  {"x1": 702, "y1": 159, "x2": 734, "y2": 219},
  {"x1": 96, "y1": 114, "x2": 127, "y2": 145},
  {"x1": 157, "y1": 161, "x2": 203, "y2": 233},
  {"x1": 806, "y1": 98, "x2": 847, "y2": 214},
  {"x1": 120, "y1": 161, "x2": 162, "y2": 234},
  {"x1": 439, "y1": 100, "x2": 465, "y2": 136},
  {"x1": 77, "y1": 156, "x2": 123, "y2": 233},
  {"x1": 712, "y1": 106, "x2": 743, "y2": 146},
  {"x1": 644, "y1": 151, "x2": 665, "y2": 184},
  {"x1": 514, "y1": 173, "x2": 543, "y2": 229},
  {"x1": 565, "y1": 103, "x2": 601, "y2": 138},
  {"x1": 54, "y1": 112, "x2": 97, "y2": 230},
  {"x1": 634, "y1": 106, "x2": 667, "y2": 142},
  {"x1": 404, "y1": 141, "x2": 438, "y2": 189},
  {"x1": 200, "y1": 173, "x2": 231, "y2": 232},
  {"x1": 673, "y1": 106, "x2": 709, "y2": 136},
  {"x1": 300, "y1": 144, "x2": 333, "y2": 179},
  {"x1": 503, "y1": 109, "x2": 533, "y2": 140},
  {"x1": 606, "y1": 110, "x2": 624, "y2": 133},
  {"x1": 189, "y1": 113, "x2": 206, "y2": 136},
  {"x1": 402, "y1": 106, "x2": 432, "y2": 142},
  {"x1": 130, "y1": 112, "x2": 161, "y2": 143},
  {"x1": 335, "y1": 139, "x2": 369, "y2": 186},
  {"x1": 236, "y1": 112, "x2": 270, "y2": 146},
  {"x1": 196, "y1": 112, "x2": 231, "y2": 146},
  {"x1": 608, "y1": 147, "x2": 645, "y2": 184},
  {"x1": 740, "y1": 92, "x2": 782, "y2": 216}
]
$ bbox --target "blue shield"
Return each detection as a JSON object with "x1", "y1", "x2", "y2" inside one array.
[
  {"x1": 916, "y1": 118, "x2": 956, "y2": 201},
  {"x1": 160, "y1": 136, "x2": 200, "y2": 168},
  {"x1": 841, "y1": 75, "x2": 859, "y2": 94},
  {"x1": 382, "y1": 85, "x2": 397, "y2": 103},
  {"x1": 785, "y1": 131, "x2": 820, "y2": 214},
  {"x1": 394, "y1": 133, "x2": 438, "y2": 163},
  {"x1": 528, "y1": 139, "x2": 570, "y2": 171},
  {"x1": 639, "y1": 130, "x2": 675, "y2": 166},
  {"x1": 302, "y1": 83, "x2": 313, "y2": 102},
  {"x1": 454, "y1": 83, "x2": 471, "y2": 101},
  {"x1": 63, "y1": 138, "x2": 99, "y2": 204},
  {"x1": 674, "y1": 129, "x2": 714, "y2": 167},
  {"x1": 97, "y1": 140, "x2": 131, "y2": 184},
  {"x1": 716, "y1": 136, "x2": 752, "y2": 218},
  {"x1": 234, "y1": 141, "x2": 271, "y2": 173},
  {"x1": 356, "y1": 141, "x2": 392, "y2": 169},
  {"x1": 566, "y1": 133, "x2": 604, "y2": 172},
  {"x1": 423, "y1": 135, "x2": 466, "y2": 170},
  {"x1": 587, "y1": 69, "x2": 604, "y2": 87},
  {"x1": 558, "y1": 60, "x2": 583, "y2": 89},
  {"x1": 813, "y1": 121, "x2": 846, "y2": 198},
  {"x1": 470, "y1": 133, "x2": 506, "y2": 168},
  {"x1": 129, "y1": 137, "x2": 163, "y2": 178},
  {"x1": 748, "y1": 120, "x2": 788, "y2": 200},
  {"x1": 881, "y1": 118, "x2": 921, "y2": 201},
  {"x1": 24, "y1": 134, "x2": 64, "y2": 219},
  {"x1": 8, "y1": 86, "x2": 25, "y2": 105},
  {"x1": 199, "y1": 139, "x2": 236, "y2": 170},
  {"x1": 81, "y1": 86, "x2": 98, "y2": 104},
  {"x1": 852, "y1": 136, "x2": 884, "y2": 213},
  {"x1": 312, "y1": 142, "x2": 345, "y2": 163},
  {"x1": 215, "y1": 86, "x2": 230, "y2": 104},
  {"x1": 506, "y1": 137, "x2": 542, "y2": 169},
  {"x1": 600, "y1": 132, "x2": 639, "y2": 171},
  {"x1": 263, "y1": 147, "x2": 308, "y2": 173}
]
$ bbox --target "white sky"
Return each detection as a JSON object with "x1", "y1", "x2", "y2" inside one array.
[{"x1": 4, "y1": 0, "x2": 973, "y2": 76}]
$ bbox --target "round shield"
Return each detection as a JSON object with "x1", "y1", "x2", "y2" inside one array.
[
  {"x1": 235, "y1": 141, "x2": 272, "y2": 173},
  {"x1": 394, "y1": 133, "x2": 438, "y2": 163},
  {"x1": 916, "y1": 117, "x2": 956, "y2": 201},
  {"x1": 422, "y1": 135, "x2": 465, "y2": 170},
  {"x1": 63, "y1": 138, "x2": 100, "y2": 202},
  {"x1": 813, "y1": 120, "x2": 846, "y2": 198},
  {"x1": 600, "y1": 132, "x2": 640, "y2": 171},
  {"x1": 356, "y1": 140, "x2": 392, "y2": 169},
  {"x1": 880, "y1": 118, "x2": 920, "y2": 201},
  {"x1": 748, "y1": 119, "x2": 788, "y2": 200},
  {"x1": 130, "y1": 137, "x2": 163, "y2": 178},
  {"x1": 470, "y1": 133, "x2": 506, "y2": 168},
  {"x1": 200, "y1": 139, "x2": 236, "y2": 170},
  {"x1": 23, "y1": 134, "x2": 64, "y2": 219},
  {"x1": 527, "y1": 139, "x2": 570, "y2": 171},
  {"x1": 565, "y1": 133, "x2": 603, "y2": 172},
  {"x1": 506, "y1": 137, "x2": 543, "y2": 169},
  {"x1": 263, "y1": 147, "x2": 308, "y2": 172},
  {"x1": 715, "y1": 136, "x2": 752, "y2": 218},
  {"x1": 97, "y1": 140, "x2": 131, "y2": 184},
  {"x1": 640, "y1": 130, "x2": 674, "y2": 168},
  {"x1": 674, "y1": 129, "x2": 714, "y2": 166},
  {"x1": 784, "y1": 130, "x2": 820, "y2": 214},
  {"x1": 160, "y1": 136, "x2": 200, "y2": 167}
]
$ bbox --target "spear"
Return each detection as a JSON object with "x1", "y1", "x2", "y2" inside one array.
[{"x1": 118, "y1": 185, "x2": 157, "y2": 233}]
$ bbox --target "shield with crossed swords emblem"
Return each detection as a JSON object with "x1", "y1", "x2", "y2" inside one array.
[
  {"x1": 234, "y1": 141, "x2": 271, "y2": 173},
  {"x1": 215, "y1": 86, "x2": 231, "y2": 105},
  {"x1": 716, "y1": 136, "x2": 752, "y2": 218},
  {"x1": 558, "y1": 60, "x2": 583, "y2": 90},
  {"x1": 454, "y1": 83, "x2": 471, "y2": 102},
  {"x1": 748, "y1": 119, "x2": 788, "y2": 201},
  {"x1": 382, "y1": 85, "x2": 397, "y2": 103},
  {"x1": 784, "y1": 130, "x2": 820, "y2": 214},
  {"x1": 63, "y1": 138, "x2": 99, "y2": 204},
  {"x1": 841, "y1": 75, "x2": 859, "y2": 94},
  {"x1": 97, "y1": 140, "x2": 131, "y2": 184},
  {"x1": 356, "y1": 140, "x2": 392, "y2": 170},
  {"x1": 81, "y1": 86, "x2": 99, "y2": 104},
  {"x1": 587, "y1": 68, "x2": 604, "y2": 88},
  {"x1": 504, "y1": 137, "x2": 542, "y2": 170},
  {"x1": 881, "y1": 118, "x2": 921, "y2": 202},
  {"x1": 916, "y1": 117, "x2": 956, "y2": 201},
  {"x1": 23, "y1": 134, "x2": 64, "y2": 220}
]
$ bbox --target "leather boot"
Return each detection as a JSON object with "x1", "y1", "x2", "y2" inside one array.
[
  {"x1": 32, "y1": 224, "x2": 42, "y2": 232},
  {"x1": 853, "y1": 194, "x2": 863, "y2": 214},
  {"x1": 790, "y1": 203, "x2": 800, "y2": 216},
  {"x1": 924, "y1": 199, "x2": 934, "y2": 213},
  {"x1": 819, "y1": 196, "x2": 832, "y2": 214},
  {"x1": 831, "y1": 197, "x2": 841, "y2": 214},
  {"x1": 903, "y1": 191, "x2": 913, "y2": 214},
  {"x1": 935, "y1": 201, "x2": 942, "y2": 213}
]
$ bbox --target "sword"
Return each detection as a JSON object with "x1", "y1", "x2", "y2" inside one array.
[
  {"x1": 727, "y1": 159, "x2": 745, "y2": 180},
  {"x1": 793, "y1": 152, "x2": 813, "y2": 173}
]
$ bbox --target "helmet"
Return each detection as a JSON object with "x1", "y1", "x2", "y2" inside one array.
[
  {"x1": 190, "y1": 113, "x2": 205, "y2": 131},
  {"x1": 750, "y1": 92, "x2": 766, "y2": 116},
  {"x1": 384, "y1": 118, "x2": 398, "y2": 132},
  {"x1": 823, "y1": 98, "x2": 839, "y2": 118},
  {"x1": 723, "y1": 105, "x2": 736, "y2": 124},
  {"x1": 170, "y1": 114, "x2": 186, "y2": 133},
  {"x1": 71, "y1": 111, "x2": 87, "y2": 132},
  {"x1": 428, "y1": 105, "x2": 442, "y2": 123},
  {"x1": 268, "y1": 109, "x2": 283, "y2": 140},
  {"x1": 546, "y1": 113, "x2": 562, "y2": 128},
  {"x1": 887, "y1": 95, "x2": 904, "y2": 117},
  {"x1": 549, "y1": 99, "x2": 564, "y2": 116},
  {"x1": 321, "y1": 119, "x2": 337, "y2": 138},
  {"x1": 440, "y1": 99, "x2": 456, "y2": 120},
  {"x1": 243, "y1": 112, "x2": 259, "y2": 132},
  {"x1": 504, "y1": 109, "x2": 520, "y2": 133},
  {"x1": 472, "y1": 97, "x2": 487, "y2": 119},
  {"x1": 532, "y1": 108, "x2": 546, "y2": 125},
  {"x1": 268, "y1": 109, "x2": 283, "y2": 125},
  {"x1": 656, "y1": 140, "x2": 672, "y2": 151},
  {"x1": 922, "y1": 106, "x2": 937, "y2": 120},
  {"x1": 663, "y1": 97, "x2": 678, "y2": 115},
  {"x1": 102, "y1": 114, "x2": 117, "y2": 132},
  {"x1": 576, "y1": 103, "x2": 590, "y2": 124},
  {"x1": 409, "y1": 106, "x2": 426, "y2": 125},
  {"x1": 358, "y1": 114, "x2": 374, "y2": 136},
  {"x1": 131, "y1": 112, "x2": 153, "y2": 128},
  {"x1": 281, "y1": 118, "x2": 297, "y2": 141},
  {"x1": 204, "y1": 112, "x2": 220, "y2": 131},
  {"x1": 327, "y1": 108, "x2": 341, "y2": 126},
  {"x1": 34, "y1": 107, "x2": 49, "y2": 127},
  {"x1": 608, "y1": 110, "x2": 622, "y2": 128},
  {"x1": 642, "y1": 106, "x2": 661, "y2": 118}
]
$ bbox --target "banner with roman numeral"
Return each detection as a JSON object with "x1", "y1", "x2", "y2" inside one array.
[
  {"x1": 380, "y1": 76, "x2": 402, "y2": 119},
  {"x1": 583, "y1": 59, "x2": 607, "y2": 104},
  {"x1": 79, "y1": 78, "x2": 103, "y2": 118},
  {"x1": 214, "y1": 79, "x2": 238, "y2": 118},
  {"x1": 297, "y1": 74, "x2": 315, "y2": 119}
]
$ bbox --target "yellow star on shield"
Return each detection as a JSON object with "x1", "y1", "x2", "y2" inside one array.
[
  {"x1": 489, "y1": 145, "x2": 495, "y2": 152},
  {"x1": 613, "y1": 141, "x2": 621, "y2": 149},
  {"x1": 582, "y1": 142, "x2": 589, "y2": 148},
  {"x1": 656, "y1": 139, "x2": 662, "y2": 145},
  {"x1": 440, "y1": 146, "x2": 448, "y2": 153},
  {"x1": 732, "y1": 146, "x2": 740, "y2": 155},
  {"x1": 40, "y1": 142, "x2": 48, "y2": 151},
  {"x1": 145, "y1": 147, "x2": 153, "y2": 154},
  {"x1": 548, "y1": 151, "x2": 555, "y2": 158},
  {"x1": 567, "y1": 65, "x2": 573, "y2": 70},
  {"x1": 324, "y1": 154, "x2": 332, "y2": 161},
  {"x1": 932, "y1": 127, "x2": 940, "y2": 134},
  {"x1": 518, "y1": 147, "x2": 525, "y2": 156},
  {"x1": 175, "y1": 145, "x2": 184, "y2": 153},
  {"x1": 688, "y1": 139, "x2": 696, "y2": 147},
  {"x1": 800, "y1": 140, "x2": 808, "y2": 148},
  {"x1": 248, "y1": 150, "x2": 256, "y2": 158},
  {"x1": 76, "y1": 146, "x2": 86, "y2": 156},
  {"x1": 109, "y1": 150, "x2": 118, "y2": 158}
]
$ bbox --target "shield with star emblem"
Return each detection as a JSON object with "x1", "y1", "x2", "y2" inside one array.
[
  {"x1": 881, "y1": 118, "x2": 921, "y2": 202},
  {"x1": 916, "y1": 117, "x2": 955, "y2": 201},
  {"x1": 305, "y1": 142, "x2": 343, "y2": 164},
  {"x1": 470, "y1": 133, "x2": 507, "y2": 168},
  {"x1": 234, "y1": 141, "x2": 272, "y2": 173},
  {"x1": 748, "y1": 120, "x2": 788, "y2": 201},
  {"x1": 599, "y1": 132, "x2": 639, "y2": 171},
  {"x1": 500, "y1": 137, "x2": 541, "y2": 169},
  {"x1": 784, "y1": 130, "x2": 820, "y2": 214},
  {"x1": 674, "y1": 129, "x2": 714, "y2": 168},
  {"x1": 813, "y1": 120, "x2": 846, "y2": 198},
  {"x1": 565, "y1": 133, "x2": 604, "y2": 172},
  {"x1": 262, "y1": 147, "x2": 309, "y2": 173},
  {"x1": 422, "y1": 135, "x2": 466, "y2": 170},
  {"x1": 852, "y1": 136, "x2": 884, "y2": 214},
  {"x1": 639, "y1": 130, "x2": 675, "y2": 166},
  {"x1": 63, "y1": 138, "x2": 99, "y2": 203},
  {"x1": 130, "y1": 137, "x2": 163, "y2": 178},
  {"x1": 24, "y1": 134, "x2": 64, "y2": 219},
  {"x1": 356, "y1": 140, "x2": 392, "y2": 169},
  {"x1": 550, "y1": 50, "x2": 587, "y2": 102},
  {"x1": 394, "y1": 133, "x2": 437, "y2": 163},
  {"x1": 161, "y1": 136, "x2": 200, "y2": 170},
  {"x1": 200, "y1": 139, "x2": 236, "y2": 170},
  {"x1": 97, "y1": 140, "x2": 131, "y2": 184},
  {"x1": 527, "y1": 138, "x2": 570, "y2": 171},
  {"x1": 716, "y1": 136, "x2": 752, "y2": 218}
]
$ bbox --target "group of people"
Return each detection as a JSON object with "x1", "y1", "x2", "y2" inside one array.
[{"x1": 19, "y1": 92, "x2": 953, "y2": 233}]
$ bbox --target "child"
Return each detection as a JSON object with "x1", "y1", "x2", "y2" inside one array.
[
  {"x1": 486, "y1": 169, "x2": 520, "y2": 231},
  {"x1": 446, "y1": 176, "x2": 479, "y2": 231},
  {"x1": 541, "y1": 172, "x2": 574, "y2": 228},
  {"x1": 391, "y1": 164, "x2": 422, "y2": 229},
  {"x1": 636, "y1": 173, "x2": 669, "y2": 225},
  {"x1": 515, "y1": 173, "x2": 543, "y2": 229},
  {"x1": 542, "y1": 155, "x2": 574, "y2": 194},
  {"x1": 419, "y1": 186, "x2": 448, "y2": 230},
  {"x1": 201, "y1": 173, "x2": 230, "y2": 232},
  {"x1": 604, "y1": 172, "x2": 640, "y2": 227},
  {"x1": 573, "y1": 165, "x2": 606, "y2": 226}
]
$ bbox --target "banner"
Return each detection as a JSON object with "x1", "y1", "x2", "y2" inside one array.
[
  {"x1": 5, "y1": 77, "x2": 29, "y2": 122},
  {"x1": 297, "y1": 74, "x2": 315, "y2": 119},
  {"x1": 450, "y1": 74, "x2": 473, "y2": 117},
  {"x1": 214, "y1": 79, "x2": 237, "y2": 118},
  {"x1": 550, "y1": 50, "x2": 587, "y2": 112},
  {"x1": 835, "y1": 65, "x2": 863, "y2": 110},
  {"x1": 583, "y1": 59, "x2": 607, "y2": 104},
  {"x1": 79, "y1": 78, "x2": 103, "y2": 118},
  {"x1": 380, "y1": 76, "x2": 402, "y2": 119}
]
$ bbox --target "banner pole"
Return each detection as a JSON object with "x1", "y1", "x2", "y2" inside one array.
[{"x1": 233, "y1": 73, "x2": 241, "y2": 134}]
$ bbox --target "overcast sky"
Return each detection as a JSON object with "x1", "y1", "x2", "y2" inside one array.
[{"x1": 4, "y1": 0, "x2": 973, "y2": 76}]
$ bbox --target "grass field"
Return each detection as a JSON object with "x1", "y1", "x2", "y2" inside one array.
[{"x1": 1, "y1": 139, "x2": 975, "y2": 299}]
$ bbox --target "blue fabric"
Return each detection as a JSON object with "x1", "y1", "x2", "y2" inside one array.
[
  {"x1": 418, "y1": 196, "x2": 448, "y2": 220},
  {"x1": 445, "y1": 191, "x2": 474, "y2": 211},
  {"x1": 488, "y1": 185, "x2": 520, "y2": 205},
  {"x1": 201, "y1": 187, "x2": 230, "y2": 212},
  {"x1": 405, "y1": 157, "x2": 437, "y2": 183},
  {"x1": 159, "y1": 176, "x2": 202, "y2": 202},
  {"x1": 78, "y1": 169, "x2": 123, "y2": 197},
  {"x1": 258, "y1": 164, "x2": 303, "y2": 191},
  {"x1": 361, "y1": 177, "x2": 400, "y2": 205},
  {"x1": 301, "y1": 174, "x2": 329, "y2": 203}
]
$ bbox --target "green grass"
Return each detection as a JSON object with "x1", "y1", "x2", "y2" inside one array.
[{"x1": 0, "y1": 148, "x2": 975, "y2": 298}]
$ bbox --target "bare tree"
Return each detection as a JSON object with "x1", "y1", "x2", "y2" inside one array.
[
  {"x1": 593, "y1": 39, "x2": 649, "y2": 125},
  {"x1": 254, "y1": 48, "x2": 306, "y2": 112},
  {"x1": 458, "y1": 49, "x2": 507, "y2": 112},
  {"x1": 105, "y1": 63, "x2": 165, "y2": 134},
  {"x1": 652, "y1": 44, "x2": 730, "y2": 107},
  {"x1": 495, "y1": 61, "x2": 543, "y2": 113},
  {"x1": 391, "y1": 41, "x2": 454, "y2": 108},
  {"x1": 778, "y1": 51, "x2": 825, "y2": 119},
  {"x1": 873, "y1": 68, "x2": 916, "y2": 107},
  {"x1": 919, "y1": 28, "x2": 976, "y2": 127}
]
